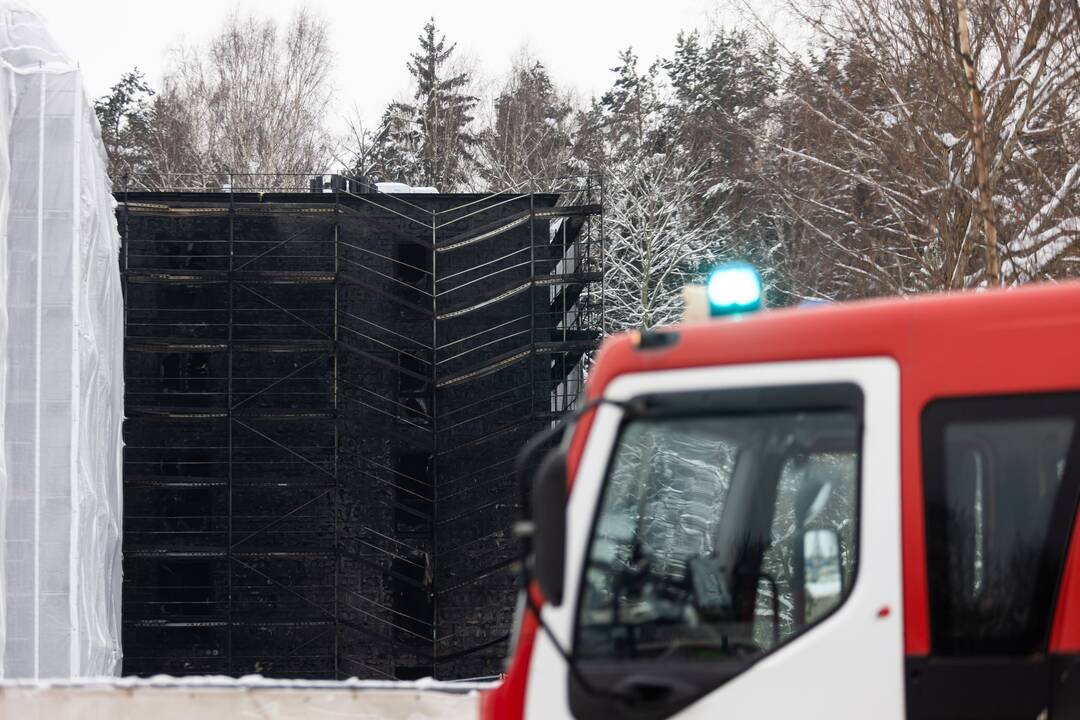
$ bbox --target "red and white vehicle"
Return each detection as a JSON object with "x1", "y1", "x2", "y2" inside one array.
[{"x1": 482, "y1": 280, "x2": 1080, "y2": 720}]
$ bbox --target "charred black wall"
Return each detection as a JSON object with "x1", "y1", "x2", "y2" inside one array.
[{"x1": 118, "y1": 188, "x2": 601, "y2": 680}]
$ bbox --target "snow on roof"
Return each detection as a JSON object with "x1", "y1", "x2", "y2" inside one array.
[
  {"x1": 1, "y1": 673, "x2": 495, "y2": 692},
  {"x1": 376, "y1": 182, "x2": 439, "y2": 194}
]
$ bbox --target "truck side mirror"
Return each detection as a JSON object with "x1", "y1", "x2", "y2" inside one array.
[{"x1": 533, "y1": 446, "x2": 568, "y2": 606}]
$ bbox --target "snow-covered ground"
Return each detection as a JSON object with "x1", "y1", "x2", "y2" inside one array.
[{"x1": 0, "y1": 675, "x2": 491, "y2": 719}]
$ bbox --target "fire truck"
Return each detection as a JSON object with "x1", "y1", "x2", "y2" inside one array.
[{"x1": 481, "y1": 268, "x2": 1080, "y2": 719}]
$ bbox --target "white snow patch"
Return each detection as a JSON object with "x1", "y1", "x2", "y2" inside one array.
[
  {"x1": 705, "y1": 179, "x2": 735, "y2": 198},
  {"x1": 939, "y1": 132, "x2": 962, "y2": 149},
  {"x1": 878, "y1": 111, "x2": 898, "y2": 128},
  {"x1": 1002, "y1": 217, "x2": 1080, "y2": 278},
  {"x1": 376, "y1": 182, "x2": 439, "y2": 194},
  {"x1": 0, "y1": 673, "x2": 496, "y2": 692}
]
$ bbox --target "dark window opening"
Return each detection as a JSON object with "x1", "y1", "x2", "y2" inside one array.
[
  {"x1": 391, "y1": 556, "x2": 433, "y2": 643},
  {"x1": 161, "y1": 354, "x2": 183, "y2": 393},
  {"x1": 186, "y1": 352, "x2": 210, "y2": 386},
  {"x1": 395, "y1": 242, "x2": 429, "y2": 287},
  {"x1": 394, "y1": 453, "x2": 432, "y2": 535},
  {"x1": 398, "y1": 352, "x2": 428, "y2": 393},
  {"x1": 161, "y1": 487, "x2": 214, "y2": 533},
  {"x1": 159, "y1": 352, "x2": 210, "y2": 395}
]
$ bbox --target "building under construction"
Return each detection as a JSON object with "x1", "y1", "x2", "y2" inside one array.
[{"x1": 117, "y1": 175, "x2": 603, "y2": 681}]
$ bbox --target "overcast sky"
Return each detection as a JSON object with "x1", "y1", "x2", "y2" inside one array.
[{"x1": 30, "y1": 0, "x2": 787, "y2": 130}]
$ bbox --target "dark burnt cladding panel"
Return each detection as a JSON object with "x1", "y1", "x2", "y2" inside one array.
[{"x1": 117, "y1": 179, "x2": 603, "y2": 680}]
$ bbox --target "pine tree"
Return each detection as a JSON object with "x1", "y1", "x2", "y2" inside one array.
[
  {"x1": 479, "y1": 57, "x2": 575, "y2": 190},
  {"x1": 93, "y1": 68, "x2": 155, "y2": 182},
  {"x1": 662, "y1": 30, "x2": 780, "y2": 297},
  {"x1": 591, "y1": 46, "x2": 735, "y2": 331},
  {"x1": 370, "y1": 101, "x2": 422, "y2": 183},
  {"x1": 664, "y1": 30, "x2": 778, "y2": 179},
  {"x1": 598, "y1": 48, "x2": 665, "y2": 158},
  {"x1": 371, "y1": 19, "x2": 480, "y2": 190}
]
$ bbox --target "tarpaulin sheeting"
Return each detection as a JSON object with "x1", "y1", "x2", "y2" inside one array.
[{"x1": 0, "y1": 5, "x2": 123, "y2": 678}]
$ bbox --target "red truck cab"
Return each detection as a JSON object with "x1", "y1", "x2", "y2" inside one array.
[{"x1": 483, "y1": 281, "x2": 1080, "y2": 719}]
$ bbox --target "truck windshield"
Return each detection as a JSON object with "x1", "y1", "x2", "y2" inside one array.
[{"x1": 575, "y1": 408, "x2": 859, "y2": 662}]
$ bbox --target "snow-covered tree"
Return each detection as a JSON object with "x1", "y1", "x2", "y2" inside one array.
[
  {"x1": 663, "y1": 29, "x2": 781, "y2": 295},
  {"x1": 369, "y1": 100, "x2": 422, "y2": 183},
  {"x1": 598, "y1": 48, "x2": 666, "y2": 159},
  {"x1": 339, "y1": 110, "x2": 377, "y2": 181},
  {"x1": 93, "y1": 69, "x2": 155, "y2": 182},
  {"x1": 603, "y1": 152, "x2": 733, "y2": 331},
  {"x1": 147, "y1": 8, "x2": 334, "y2": 187},
  {"x1": 477, "y1": 54, "x2": 577, "y2": 190},
  {"x1": 578, "y1": 46, "x2": 746, "y2": 332},
  {"x1": 758, "y1": 0, "x2": 1080, "y2": 298},
  {"x1": 370, "y1": 19, "x2": 480, "y2": 190},
  {"x1": 664, "y1": 30, "x2": 778, "y2": 189}
]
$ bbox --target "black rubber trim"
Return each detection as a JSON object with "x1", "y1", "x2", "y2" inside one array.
[
  {"x1": 629, "y1": 382, "x2": 865, "y2": 420},
  {"x1": 1052, "y1": 653, "x2": 1080, "y2": 717},
  {"x1": 906, "y1": 653, "x2": 1080, "y2": 719},
  {"x1": 906, "y1": 656, "x2": 1049, "y2": 720}
]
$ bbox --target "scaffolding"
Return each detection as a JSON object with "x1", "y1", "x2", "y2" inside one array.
[{"x1": 118, "y1": 175, "x2": 602, "y2": 680}]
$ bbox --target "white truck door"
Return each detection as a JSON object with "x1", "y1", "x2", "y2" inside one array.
[{"x1": 525, "y1": 357, "x2": 904, "y2": 720}]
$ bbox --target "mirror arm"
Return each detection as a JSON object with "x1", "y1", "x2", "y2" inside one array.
[
  {"x1": 510, "y1": 395, "x2": 635, "y2": 702},
  {"x1": 514, "y1": 396, "x2": 633, "y2": 538}
]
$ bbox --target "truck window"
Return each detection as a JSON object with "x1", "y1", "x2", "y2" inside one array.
[
  {"x1": 913, "y1": 394, "x2": 1080, "y2": 720},
  {"x1": 923, "y1": 396, "x2": 1080, "y2": 655},
  {"x1": 575, "y1": 407, "x2": 860, "y2": 663}
]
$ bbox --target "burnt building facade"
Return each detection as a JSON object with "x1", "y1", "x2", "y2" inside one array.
[{"x1": 117, "y1": 179, "x2": 602, "y2": 680}]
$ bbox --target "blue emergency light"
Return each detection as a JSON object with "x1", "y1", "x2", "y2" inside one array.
[{"x1": 706, "y1": 262, "x2": 763, "y2": 317}]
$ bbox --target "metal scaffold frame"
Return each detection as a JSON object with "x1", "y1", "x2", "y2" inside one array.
[{"x1": 117, "y1": 173, "x2": 603, "y2": 680}]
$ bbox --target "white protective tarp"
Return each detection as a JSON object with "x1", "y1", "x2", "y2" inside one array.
[{"x1": 0, "y1": 6, "x2": 123, "y2": 678}]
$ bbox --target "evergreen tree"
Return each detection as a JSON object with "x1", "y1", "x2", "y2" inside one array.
[
  {"x1": 591, "y1": 46, "x2": 736, "y2": 331},
  {"x1": 371, "y1": 19, "x2": 480, "y2": 190},
  {"x1": 662, "y1": 30, "x2": 780, "y2": 296},
  {"x1": 664, "y1": 30, "x2": 778, "y2": 180},
  {"x1": 598, "y1": 48, "x2": 665, "y2": 158},
  {"x1": 479, "y1": 57, "x2": 575, "y2": 189},
  {"x1": 568, "y1": 100, "x2": 606, "y2": 177},
  {"x1": 370, "y1": 101, "x2": 422, "y2": 183},
  {"x1": 93, "y1": 68, "x2": 155, "y2": 182}
]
